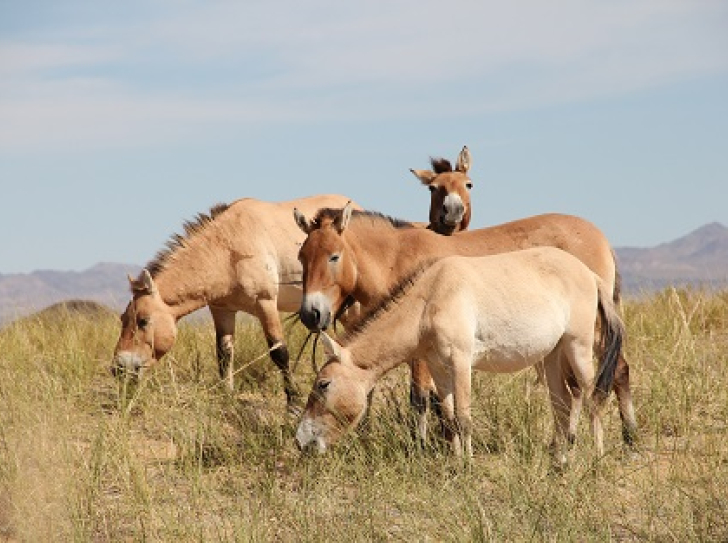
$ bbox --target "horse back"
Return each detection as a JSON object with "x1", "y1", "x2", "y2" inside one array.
[{"x1": 455, "y1": 213, "x2": 615, "y2": 292}]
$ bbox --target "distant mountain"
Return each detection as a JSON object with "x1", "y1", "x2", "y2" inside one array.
[
  {"x1": 615, "y1": 222, "x2": 728, "y2": 294},
  {"x1": 2, "y1": 223, "x2": 728, "y2": 323},
  {"x1": 0, "y1": 262, "x2": 140, "y2": 324}
]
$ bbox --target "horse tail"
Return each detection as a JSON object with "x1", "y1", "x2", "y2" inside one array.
[
  {"x1": 595, "y1": 278, "x2": 625, "y2": 402},
  {"x1": 611, "y1": 249, "x2": 623, "y2": 307}
]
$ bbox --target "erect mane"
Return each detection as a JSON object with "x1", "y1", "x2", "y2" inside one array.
[
  {"x1": 310, "y1": 208, "x2": 414, "y2": 231},
  {"x1": 340, "y1": 260, "x2": 436, "y2": 344},
  {"x1": 430, "y1": 157, "x2": 453, "y2": 174},
  {"x1": 146, "y1": 202, "x2": 231, "y2": 276}
]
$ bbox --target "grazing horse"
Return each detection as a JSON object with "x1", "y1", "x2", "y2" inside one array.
[
  {"x1": 112, "y1": 195, "x2": 360, "y2": 408},
  {"x1": 293, "y1": 203, "x2": 637, "y2": 445},
  {"x1": 411, "y1": 146, "x2": 473, "y2": 235},
  {"x1": 296, "y1": 248, "x2": 624, "y2": 464}
]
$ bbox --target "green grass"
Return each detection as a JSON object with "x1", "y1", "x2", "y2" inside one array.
[{"x1": 1, "y1": 288, "x2": 727, "y2": 541}]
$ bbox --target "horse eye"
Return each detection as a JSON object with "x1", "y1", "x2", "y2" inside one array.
[
  {"x1": 316, "y1": 380, "x2": 331, "y2": 394},
  {"x1": 466, "y1": 182, "x2": 473, "y2": 190},
  {"x1": 329, "y1": 254, "x2": 340, "y2": 263},
  {"x1": 137, "y1": 317, "x2": 149, "y2": 329},
  {"x1": 428, "y1": 185, "x2": 436, "y2": 193}
]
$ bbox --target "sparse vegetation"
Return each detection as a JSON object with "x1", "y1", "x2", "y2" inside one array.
[{"x1": 1, "y1": 288, "x2": 727, "y2": 541}]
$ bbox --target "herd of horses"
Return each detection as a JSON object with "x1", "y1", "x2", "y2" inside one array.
[{"x1": 113, "y1": 147, "x2": 636, "y2": 466}]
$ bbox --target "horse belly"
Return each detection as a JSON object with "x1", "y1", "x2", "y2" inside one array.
[{"x1": 471, "y1": 316, "x2": 564, "y2": 374}]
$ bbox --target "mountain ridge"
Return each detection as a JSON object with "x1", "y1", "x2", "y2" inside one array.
[{"x1": 3, "y1": 222, "x2": 728, "y2": 322}]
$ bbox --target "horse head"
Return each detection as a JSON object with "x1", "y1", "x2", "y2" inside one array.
[
  {"x1": 411, "y1": 146, "x2": 473, "y2": 235},
  {"x1": 112, "y1": 269, "x2": 178, "y2": 378},
  {"x1": 296, "y1": 334, "x2": 368, "y2": 453},
  {"x1": 293, "y1": 202, "x2": 358, "y2": 332}
]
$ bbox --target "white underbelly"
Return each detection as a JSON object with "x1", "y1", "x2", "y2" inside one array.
[{"x1": 470, "y1": 320, "x2": 563, "y2": 374}]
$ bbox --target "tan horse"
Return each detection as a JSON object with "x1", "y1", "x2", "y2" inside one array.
[
  {"x1": 112, "y1": 195, "x2": 360, "y2": 408},
  {"x1": 296, "y1": 248, "x2": 625, "y2": 464},
  {"x1": 411, "y1": 146, "x2": 473, "y2": 235},
  {"x1": 293, "y1": 203, "x2": 637, "y2": 444}
]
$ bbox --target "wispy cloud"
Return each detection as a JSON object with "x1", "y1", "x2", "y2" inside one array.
[{"x1": 1, "y1": 0, "x2": 726, "y2": 151}]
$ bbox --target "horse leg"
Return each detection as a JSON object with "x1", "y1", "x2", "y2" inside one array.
[
  {"x1": 252, "y1": 298, "x2": 298, "y2": 410},
  {"x1": 210, "y1": 307, "x2": 237, "y2": 392},
  {"x1": 533, "y1": 360, "x2": 547, "y2": 386},
  {"x1": 409, "y1": 359, "x2": 434, "y2": 446},
  {"x1": 561, "y1": 338, "x2": 605, "y2": 457},
  {"x1": 562, "y1": 366, "x2": 583, "y2": 446},
  {"x1": 613, "y1": 354, "x2": 638, "y2": 447},
  {"x1": 451, "y1": 351, "x2": 473, "y2": 458},
  {"x1": 543, "y1": 351, "x2": 572, "y2": 470},
  {"x1": 426, "y1": 362, "x2": 460, "y2": 455}
]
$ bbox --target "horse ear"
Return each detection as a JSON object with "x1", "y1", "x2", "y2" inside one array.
[
  {"x1": 320, "y1": 332, "x2": 343, "y2": 360},
  {"x1": 455, "y1": 146, "x2": 471, "y2": 174},
  {"x1": 130, "y1": 269, "x2": 158, "y2": 296},
  {"x1": 410, "y1": 168, "x2": 437, "y2": 186},
  {"x1": 334, "y1": 201, "x2": 354, "y2": 234},
  {"x1": 293, "y1": 208, "x2": 312, "y2": 234}
]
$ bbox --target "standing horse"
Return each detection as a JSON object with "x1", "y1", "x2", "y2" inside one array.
[
  {"x1": 112, "y1": 195, "x2": 360, "y2": 408},
  {"x1": 296, "y1": 248, "x2": 624, "y2": 464},
  {"x1": 293, "y1": 203, "x2": 637, "y2": 444},
  {"x1": 411, "y1": 148, "x2": 635, "y2": 445}
]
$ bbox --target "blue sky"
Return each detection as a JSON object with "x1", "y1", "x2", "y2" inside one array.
[{"x1": 1, "y1": 1, "x2": 727, "y2": 274}]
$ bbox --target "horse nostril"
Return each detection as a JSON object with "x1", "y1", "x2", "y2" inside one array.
[{"x1": 312, "y1": 307, "x2": 321, "y2": 325}]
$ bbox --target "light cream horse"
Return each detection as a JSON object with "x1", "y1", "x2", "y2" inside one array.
[
  {"x1": 293, "y1": 203, "x2": 637, "y2": 445},
  {"x1": 412, "y1": 147, "x2": 635, "y2": 447},
  {"x1": 112, "y1": 195, "x2": 360, "y2": 409},
  {"x1": 296, "y1": 248, "x2": 625, "y2": 464}
]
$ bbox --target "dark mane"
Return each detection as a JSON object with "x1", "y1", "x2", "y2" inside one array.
[
  {"x1": 430, "y1": 157, "x2": 453, "y2": 174},
  {"x1": 146, "y1": 202, "x2": 231, "y2": 276},
  {"x1": 310, "y1": 208, "x2": 414, "y2": 230},
  {"x1": 340, "y1": 260, "x2": 436, "y2": 344}
]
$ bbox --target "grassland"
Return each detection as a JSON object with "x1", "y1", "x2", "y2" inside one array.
[{"x1": 1, "y1": 288, "x2": 727, "y2": 542}]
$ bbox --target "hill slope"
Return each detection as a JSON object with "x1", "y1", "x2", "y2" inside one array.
[
  {"x1": 0, "y1": 263, "x2": 139, "y2": 323},
  {"x1": 615, "y1": 222, "x2": 728, "y2": 293}
]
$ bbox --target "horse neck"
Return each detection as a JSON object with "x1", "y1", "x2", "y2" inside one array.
[
  {"x1": 346, "y1": 294, "x2": 427, "y2": 384},
  {"x1": 152, "y1": 240, "x2": 237, "y2": 320}
]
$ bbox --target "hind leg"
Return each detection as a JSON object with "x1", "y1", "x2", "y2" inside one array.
[
  {"x1": 563, "y1": 368, "x2": 583, "y2": 447},
  {"x1": 210, "y1": 306, "x2": 237, "y2": 392},
  {"x1": 533, "y1": 360, "x2": 547, "y2": 386},
  {"x1": 561, "y1": 338, "x2": 606, "y2": 457},
  {"x1": 543, "y1": 351, "x2": 573, "y2": 469},
  {"x1": 613, "y1": 354, "x2": 638, "y2": 447}
]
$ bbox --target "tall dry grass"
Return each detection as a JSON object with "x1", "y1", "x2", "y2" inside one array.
[{"x1": 1, "y1": 288, "x2": 727, "y2": 541}]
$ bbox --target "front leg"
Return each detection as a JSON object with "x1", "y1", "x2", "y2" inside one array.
[
  {"x1": 450, "y1": 350, "x2": 473, "y2": 458},
  {"x1": 210, "y1": 307, "x2": 237, "y2": 392},
  {"x1": 253, "y1": 298, "x2": 299, "y2": 410},
  {"x1": 408, "y1": 359, "x2": 434, "y2": 446},
  {"x1": 427, "y1": 356, "x2": 465, "y2": 456}
]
